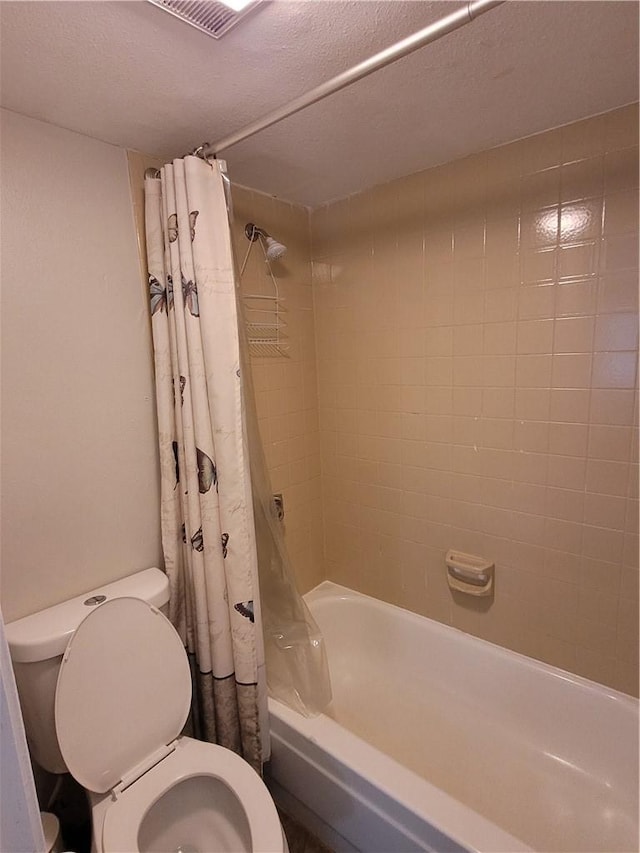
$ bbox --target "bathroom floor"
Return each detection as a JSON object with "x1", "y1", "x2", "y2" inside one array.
[{"x1": 279, "y1": 809, "x2": 334, "y2": 853}]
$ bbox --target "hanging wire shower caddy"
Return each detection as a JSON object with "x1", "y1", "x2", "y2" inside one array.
[{"x1": 240, "y1": 223, "x2": 289, "y2": 358}]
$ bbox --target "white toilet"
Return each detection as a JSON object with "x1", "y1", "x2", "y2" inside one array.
[{"x1": 7, "y1": 568, "x2": 288, "y2": 853}]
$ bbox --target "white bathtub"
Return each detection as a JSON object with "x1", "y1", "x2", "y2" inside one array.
[{"x1": 266, "y1": 582, "x2": 639, "y2": 853}]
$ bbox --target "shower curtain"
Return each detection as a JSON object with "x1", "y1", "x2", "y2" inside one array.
[{"x1": 144, "y1": 156, "x2": 330, "y2": 770}]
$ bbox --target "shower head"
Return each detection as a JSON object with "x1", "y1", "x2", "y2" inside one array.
[
  {"x1": 264, "y1": 236, "x2": 287, "y2": 261},
  {"x1": 244, "y1": 222, "x2": 287, "y2": 261}
]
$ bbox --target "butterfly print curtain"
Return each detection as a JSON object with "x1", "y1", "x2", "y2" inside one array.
[{"x1": 144, "y1": 157, "x2": 266, "y2": 769}]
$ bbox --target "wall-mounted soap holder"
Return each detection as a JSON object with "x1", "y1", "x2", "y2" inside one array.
[{"x1": 446, "y1": 550, "x2": 494, "y2": 596}]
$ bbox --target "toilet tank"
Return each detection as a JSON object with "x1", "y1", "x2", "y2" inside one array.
[{"x1": 5, "y1": 568, "x2": 170, "y2": 774}]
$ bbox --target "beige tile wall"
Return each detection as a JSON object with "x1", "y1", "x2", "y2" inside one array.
[
  {"x1": 310, "y1": 105, "x2": 639, "y2": 695},
  {"x1": 230, "y1": 186, "x2": 324, "y2": 593},
  {"x1": 127, "y1": 153, "x2": 323, "y2": 593}
]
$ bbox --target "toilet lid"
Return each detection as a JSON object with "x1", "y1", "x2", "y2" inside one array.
[{"x1": 55, "y1": 597, "x2": 191, "y2": 793}]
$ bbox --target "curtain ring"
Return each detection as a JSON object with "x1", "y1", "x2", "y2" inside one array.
[{"x1": 191, "y1": 144, "x2": 216, "y2": 166}]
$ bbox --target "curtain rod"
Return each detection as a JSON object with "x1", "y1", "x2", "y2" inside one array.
[{"x1": 202, "y1": 0, "x2": 505, "y2": 158}]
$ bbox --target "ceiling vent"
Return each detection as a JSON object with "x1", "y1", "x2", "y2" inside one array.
[{"x1": 147, "y1": 0, "x2": 263, "y2": 40}]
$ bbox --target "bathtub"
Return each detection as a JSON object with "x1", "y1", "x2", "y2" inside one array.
[{"x1": 266, "y1": 582, "x2": 639, "y2": 853}]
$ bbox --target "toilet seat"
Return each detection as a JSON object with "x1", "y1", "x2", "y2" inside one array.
[
  {"x1": 101, "y1": 736, "x2": 284, "y2": 853},
  {"x1": 55, "y1": 597, "x2": 191, "y2": 793}
]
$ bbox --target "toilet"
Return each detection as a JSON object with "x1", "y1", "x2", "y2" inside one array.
[{"x1": 6, "y1": 568, "x2": 288, "y2": 853}]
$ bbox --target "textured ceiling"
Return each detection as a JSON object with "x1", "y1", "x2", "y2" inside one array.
[{"x1": 1, "y1": 1, "x2": 638, "y2": 206}]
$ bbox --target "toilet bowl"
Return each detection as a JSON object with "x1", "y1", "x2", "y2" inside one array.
[
  {"x1": 93, "y1": 739, "x2": 285, "y2": 853},
  {"x1": 52, "y1": 595, "x2": 286, "y2": 853}
]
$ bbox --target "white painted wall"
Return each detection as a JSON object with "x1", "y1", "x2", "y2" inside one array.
[{"x1": 1, "y1": 109, "x2": 162, "y2": 622}]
